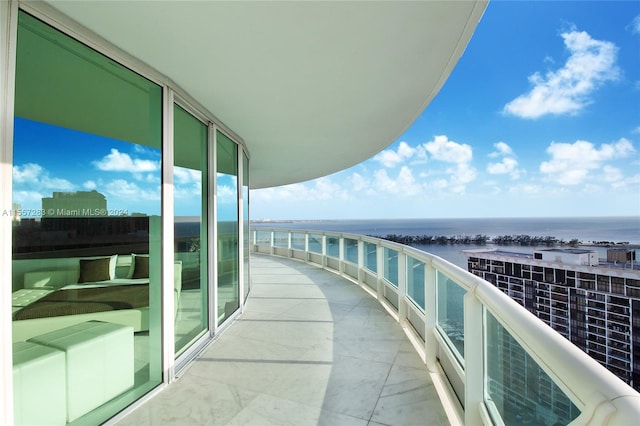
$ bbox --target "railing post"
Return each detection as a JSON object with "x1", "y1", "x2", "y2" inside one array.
[
  {"x1": 304, "y1": 232, "x2": 309, "y2": 262},
  {"x1": 358, "y1": 239, "x2": 364, "y2": 285},
  {"x1": 464, "y1": 286, "x2": 484, "y2": 426},
  {"x1": 321, "y1": 234, "x2": 327, "y2": 268},
  {"x1": 398, "y1": 252, "x2": 408, "y2": 325},
  {"x1": 269, "y1": 230, "x2": 274, "y2": 256},
  {"x1": 376, "y1": 244, "x2": 384, "y2": 302},
  {"x1": 339, "y1": 236, "x2": 345, "y2": 275},
  {"x1": 425, "y1": 261, "x2": 438, "y2": 371},
  {"x1": 287, "y1": 231, "x2": 292, "y2": 258}
]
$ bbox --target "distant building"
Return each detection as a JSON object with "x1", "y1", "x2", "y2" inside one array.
[
  {"x1": 11, "y1": 203, "x2": 20, "y2": 222},
  {"x1": 465, "y1": 248, "x2": 640, "y2": 392},
  {"x1": 41, "y1": 190, "x2": 107, "y2": 217}
]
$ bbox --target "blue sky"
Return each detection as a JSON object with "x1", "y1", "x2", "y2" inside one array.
[
  {"x1": 251, "y1": 1, "x2": 640, "y2": 220},
  {"x1": 11, "y1": 1, "x2": 639, "y2": 221}
]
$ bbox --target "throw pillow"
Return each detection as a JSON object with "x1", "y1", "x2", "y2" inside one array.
[{"x1": 78, "y1": 257, "x2": 111, "y2": 283}]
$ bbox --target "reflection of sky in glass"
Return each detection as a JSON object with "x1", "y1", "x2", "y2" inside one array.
[
  {"x1": 13, "y1": 117, "x2": 162, "y2": 215},
  {"x1": 174, "y1": 166, "x2": 202, "y2": 216},
  {"x1": 216, "y1": 173, "x2": 238, "y2": 221}
]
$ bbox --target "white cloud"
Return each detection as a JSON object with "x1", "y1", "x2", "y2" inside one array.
[
  {"x1": 602, "y1": 165, "x2": 624, "y2": 187},
  {"x1": 83, "y1": 180, "x2": 97, "y2": 190},
  {"x1": 374, "y1": 141, "x2": 424, "y2": 168},
  {"x1": 252, "y1": 177, "x2": 349, "y2": 204},
  {"x1": 447, "y1": 163, "x2": 477, "y2": 194},
  {"x1": 13, "y1": 163, "x2": 75, "y2": 190},
  {"x1": 504, "y1": 29, "x2": 619, "y2": 119},
  {"x1": 12, "y1": 190, "x2": 45, "y2": 206},
  {"x1": 217, "y1": 184, "x2": 237, "y2": 202},
  {"x1": 13, "y1": 163, "x2": 42, "y2": 183},
  {"x1": 348, "y1": 172, "x2": 374, "y2": 194},
  {"x1": 417, "y1": 135, "x2": 477, "y2": 192},
  {"x1": 632, "y1": 15, "x2": 640, "y2": 34},
  {"x1": 174, "y1": 167, "x2": 201, "y2": 185},
  {"x1": 487, "y1": 157, "x2": 519, "y2": 175},
  {"x1": 104, "y1": 179, "x2": 160, "y2": 200},
  {"x1": 487, "y1": 142, "x2": 521, "y2": 179},
  {"x1": 540, "y1": 138, "x2": 635, "y2": 185},
  {"x1": 94, "y1": 149, "x2": 159, "y2": 173},
  {"x1": 489, "y1": 141, "x2": 514, "y2": 157},
  {"x1": 423, "y1": 135, "x2": 472, "y2": 164},
  {"x1": 373, "y1": 166, "x2": 423, "y2": 197}
]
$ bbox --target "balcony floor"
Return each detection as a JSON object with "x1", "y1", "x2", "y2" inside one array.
[{"x1": 117, "y1": 254, "x2": 448, "y2": 425}]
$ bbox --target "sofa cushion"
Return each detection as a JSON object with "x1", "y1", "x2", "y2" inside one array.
[
  {"x1": 128, "y1": 254, "x2": 150, "y2": 279},
  {"x1": 78, "y1": 258, "x2": 110, "y2": 282},
  {"x1": 78, "y1": 255, "x2": 117, "y2": 283}
]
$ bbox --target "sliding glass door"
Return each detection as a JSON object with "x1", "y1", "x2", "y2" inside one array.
[
  {"x1": 216, "y1": 131, "x2": 240, "y2": 324},
  {"x1": 174, "y1": 104, "x2": 209, "y2": 355}
]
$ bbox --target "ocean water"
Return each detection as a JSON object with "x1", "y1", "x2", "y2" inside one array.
[{"x1": 251, "y1": 216, "x2": 640, "y2": 268}]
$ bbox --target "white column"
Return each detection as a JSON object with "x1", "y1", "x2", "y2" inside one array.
[
  {"x1": 397, "y1": 252, "x2": 408, "y2": 325},
  {"x1": 237, "y1": 146, "x2": 244, "y2": 312},
  {"x1": 425, "y1": 261, "x2": 438, "y2": 371},
  {"x1": 376, "y1": 244, "x2": 384, "y2": 302},
  {"x1": 0, "y1": 1, "x2": 17, "y2": 424},
  {"x1": 357, "y1": 240, "x2": 364, "y2": 285},
  {"x1": 160, "y1": 87, "x2": 175, "y2": 382},
  {"x1": 209, "y1": 125, "x2": 218, "y2": 334},
  {"x1": 464, "y1": 286, "x2": 485, "y2": 426},
  {"x1": 339, "y1": 236, "x2": 345, "y2": 275}
]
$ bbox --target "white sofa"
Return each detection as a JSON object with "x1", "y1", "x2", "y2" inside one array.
[{"x1": 12, "y1": 255, "x2": 182, "y2": 342}]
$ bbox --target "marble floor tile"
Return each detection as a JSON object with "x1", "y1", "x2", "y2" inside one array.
[{"x1": 117, "y1": 255, "x2": 447, "y2": 426}]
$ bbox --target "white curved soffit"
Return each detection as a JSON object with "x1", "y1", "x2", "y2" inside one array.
[{"x1": 43, "y1": 1, "x2": 488, "y2": 189}]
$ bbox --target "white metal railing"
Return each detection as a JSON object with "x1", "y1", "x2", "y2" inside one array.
[{"x1": 251, "y1": 228, "x2": 640, "y2": 426}]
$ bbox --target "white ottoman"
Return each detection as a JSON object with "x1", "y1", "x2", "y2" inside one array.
[
  {"x1": 28, "y1": 321, "x2": 134, "y2": 422},
  {"x1": 13, "y1": 341, "x2": 66, "y2": 426}
]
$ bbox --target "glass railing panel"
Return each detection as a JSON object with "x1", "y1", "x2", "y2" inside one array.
[
  {"x1": 254, "y1": 230, "x2": 271, "y2": 245},
  {"x1": 485, "y1": 311, "x2": 581, "y2": 425},
  {"x1": 273, "y1": 231, "x2": 289, "y2": 248},
  {"x1": 308, "y1": 234, "x2": 323, "y2": 254},
  {"x1": 383, "y1": 247, "x2": 399, "y2": 287},
  {"x1": 407, "y1": 257, "x2": 425, "y2": 310},
  {"x1": 344, "y1": 238, "x2": 358, "y2": 264},
  {"x1": 326, "y1": 236, "x2": 340, "y2": 258},
  {"x1": 436, "y1": 271, "x2": 465, "y2": 361},
  {"x1": 364, "y1": 242, "x2": 377, "y2": 273},
  {"x1": 291, "y1": 232, "x2": 305, "y2": 250}
]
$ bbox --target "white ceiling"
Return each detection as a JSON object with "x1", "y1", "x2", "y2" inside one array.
[{"x1": 43, "y1": 1, "x2": 487, "y2": 189}]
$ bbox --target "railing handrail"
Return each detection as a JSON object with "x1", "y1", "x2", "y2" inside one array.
[{"x1": 252, "y1": 227, "x2": 640, "y2": 425}]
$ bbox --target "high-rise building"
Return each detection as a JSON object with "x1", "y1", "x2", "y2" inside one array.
[
  {"x1": 41, "y1": 190, "x2": 107, "y2": 217},
  {"x1": 465, "y1": 247, "x2": 640, "y2": 391}
]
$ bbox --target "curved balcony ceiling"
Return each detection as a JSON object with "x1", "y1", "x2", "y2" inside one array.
[{"x1": 45, "y1": 1, "x2": 487, "y2": 189}]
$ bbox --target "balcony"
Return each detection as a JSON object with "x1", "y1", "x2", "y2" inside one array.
[
  {"x1": 119, "y1": 228, "x2": 640, "y2": 425},
  {"x1": 118, "y1": 254, "x2": 449, "y2": 425}
]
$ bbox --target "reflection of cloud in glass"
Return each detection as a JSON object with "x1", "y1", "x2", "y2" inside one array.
[
  {"x1": 104, "y1": 179, "x2": 160, "y2": 201},
  {"x1": 217, "y1": 184, "x2": 236, "y2": 202},
  {"x1": 175, "y1": 167, "x2": 201, "y2": 185},
  {"x1": 12, "y1": 189, "x2": 45, "y2": 206},
  {"x1": 174, "y1": 167, "x2": 203, "y2": 216},
  {"x1": 217, "y1": 174, "x2": 237, "y2": 221},
  {"x1": 13, "y1": 163, "x2": 76, "y2": 190},
  {"x1": 93, "y1": 148, "x2": 159, "y2": 172}
]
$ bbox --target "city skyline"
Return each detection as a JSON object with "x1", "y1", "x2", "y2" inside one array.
[{"x1": 251, "y1": 1, "x2": 640, "y2": 220}]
